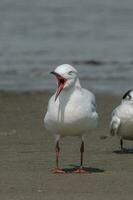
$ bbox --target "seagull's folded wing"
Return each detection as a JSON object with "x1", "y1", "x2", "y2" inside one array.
[{"x1": 110, "y1": 115, "x2": 120, "y2": 136}]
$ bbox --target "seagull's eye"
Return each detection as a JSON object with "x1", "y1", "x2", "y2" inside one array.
[
  {"x1": 125, "y1": 94, "x2": 132, "y2": 101},
  {"x1": 127, "y1": 95, "x2": 131, "y2": 100},
  {"x1": 68, "y1": 71, "x2": 73, "y2": 75},
  {"x1": 123, "y1": 90, "x2": 133, "y2": 100}
]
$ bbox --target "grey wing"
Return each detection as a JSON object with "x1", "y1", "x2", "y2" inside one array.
[
  {"x1": 85, "y1": 89, "x2": 97, "y2": 109},
  {"x1": 110, "y1": 114, "x2": 120, "y2": 136}
]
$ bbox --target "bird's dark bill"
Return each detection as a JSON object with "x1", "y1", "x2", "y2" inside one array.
[{"x1": 51, "y1": 72, "x2": 66, "y2": 101}]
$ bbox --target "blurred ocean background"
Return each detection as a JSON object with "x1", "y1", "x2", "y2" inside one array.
[{"x1": 0, "y1": 0, "x2": 133, "y2": 94}]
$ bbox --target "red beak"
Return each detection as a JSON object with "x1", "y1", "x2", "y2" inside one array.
[{"x1": 51, "y1": 71, "x2": 66, "y2": 101}]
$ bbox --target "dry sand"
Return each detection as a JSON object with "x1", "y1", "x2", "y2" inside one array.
[{"x1": 0, "y1": 91, "x2": 133, "y2": 200}]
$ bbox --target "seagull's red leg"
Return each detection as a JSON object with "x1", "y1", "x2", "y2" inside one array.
[
  {"x1": 80, "y1": 140, "x2": 84, "y2": 167},
  {"x1": 51, "y1": 141, "x2": 65, "y2": 174},
  {"x1": 74, "y1": 140, "x2": 87, "y2": 173},
  {"x1": 56, "y1": 141, "x2": 60, "y2": 168}
]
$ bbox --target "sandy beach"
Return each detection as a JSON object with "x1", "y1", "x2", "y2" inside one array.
[{"x1": 0, "y1": 91, "x2": 133, "y2": 200}]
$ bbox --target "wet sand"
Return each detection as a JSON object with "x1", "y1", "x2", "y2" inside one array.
[{"x1": 0, "y1": 91, "x2": 133, "y2": 200}]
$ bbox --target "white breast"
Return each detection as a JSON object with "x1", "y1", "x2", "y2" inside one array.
[{"x1": 44, "y1": 88, "x2": 98, "y2": 136}]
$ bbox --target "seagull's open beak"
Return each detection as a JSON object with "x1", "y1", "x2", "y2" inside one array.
[{"x1": 50, "y1": 71, "x2": 67, "y2": 101}]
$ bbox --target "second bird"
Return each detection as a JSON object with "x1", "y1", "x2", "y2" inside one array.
[{"x1": 110, "y1": 89, "x2": 133, "y2": 151}]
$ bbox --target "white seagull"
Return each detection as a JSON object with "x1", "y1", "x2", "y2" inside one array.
[
  {"x1": 110, "y1": 89, "x2": 133, "y2": 151},
  {"x1": 44, "y1": 64, "x2": 98, "y2": 173}
]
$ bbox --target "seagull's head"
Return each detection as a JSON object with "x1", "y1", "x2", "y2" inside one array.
[
  {"x1": 51, "y1": 64, "x2": 78, "y2": 101},
  {"x1": 122, "y1": 89, "x2": 133, "y2": 103}
]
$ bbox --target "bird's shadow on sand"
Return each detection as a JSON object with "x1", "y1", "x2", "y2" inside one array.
[
  {"x1": 62, "y1": 165, "x2": 105, "y2": 174},
  {"x1": 113, "y1": 148, "x2": 133, "y2": 154}
]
